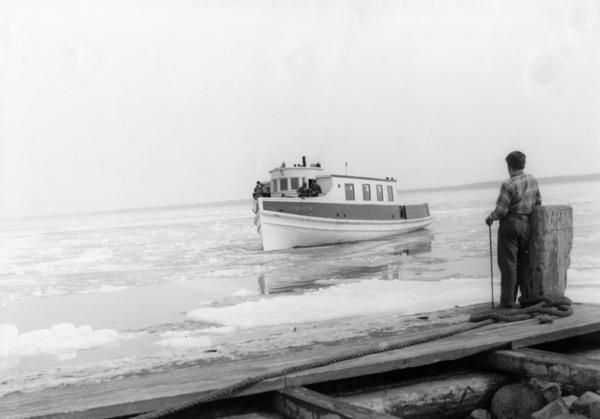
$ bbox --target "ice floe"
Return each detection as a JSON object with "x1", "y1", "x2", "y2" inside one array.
[
  {"x1": 187, "y1": 277, "x2": 495, "y2": 328},
  {"x1": 0, "y1": 323, "x2": 119, "y2": 358}
]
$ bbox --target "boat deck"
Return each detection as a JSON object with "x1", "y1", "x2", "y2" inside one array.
[{"x1": 2, "y1": 302, "x2": 600, "y2": 419}]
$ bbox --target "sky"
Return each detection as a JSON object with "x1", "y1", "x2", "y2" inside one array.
[{"x1": 0, "y1": 0, "x2": 599, "y2": 218}]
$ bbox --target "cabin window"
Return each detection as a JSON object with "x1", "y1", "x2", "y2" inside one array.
[
  {"x1": 376, "y1": 185, "x2": 384, "y2": 201},
  {"x1": 280, "y1": 178, "x2": 288, "y2": 191},
  {"x1": 291, "y1": 177, "x2": 299, "y2": 190},
  {"x1": 387, "y1": 185, "x2": 394, "y2": 201},
  {"x1": 344, "y1": 183, "x2": 355, "y2": 200},
  {"x1": 362, "y1": 184, "x2": 371, "y2": 201},
  {"x1": 272, "y1": 180, "x2": 278, "y2": 193}
]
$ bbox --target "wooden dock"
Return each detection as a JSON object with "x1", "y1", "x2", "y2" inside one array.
[{"x1": 2, "y1": 302, "x2": 600, "y2": 419}]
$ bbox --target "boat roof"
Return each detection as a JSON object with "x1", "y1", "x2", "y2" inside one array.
[
  {"x1": 319, "y1": 174, "x2": 397, "y2": 183},
  {"x1": 268, "y1": 165, "x2": 323, "y2": 173}
]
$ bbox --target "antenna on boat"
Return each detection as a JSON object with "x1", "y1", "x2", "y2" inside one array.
[{"x1": 345, "y1": 161, "x2": 348, "y2": 175}]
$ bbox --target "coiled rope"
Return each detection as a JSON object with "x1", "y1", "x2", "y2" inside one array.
[
  {"x1": 134, "y1": 296, "x2": 573, "y2": 418},
  {"x1": 470, "y1": 295, "x2": 573, "y2": 324}
]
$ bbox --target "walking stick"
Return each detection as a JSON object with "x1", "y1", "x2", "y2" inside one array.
[{"x1": 488, "y1": 224, "x2": 494, "y2": 308}]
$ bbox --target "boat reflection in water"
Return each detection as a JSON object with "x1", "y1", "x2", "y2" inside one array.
[
  {"x1": 381, "y1": 238, "x2": 434, "y2": 281},
  {"x1": 255, "y1": 232, "x2": 434, "y2": 296},
  {"x1": 257, "y1": 272, "x2": 269, "y2": 296}
]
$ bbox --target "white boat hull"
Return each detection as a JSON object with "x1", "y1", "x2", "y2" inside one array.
[{"x1": 258, "y1": 208, "x2": 432, "y2": 251}]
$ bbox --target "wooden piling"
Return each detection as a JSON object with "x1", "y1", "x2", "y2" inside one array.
[
  {"x1": 337, "y1": 371, "x2": 510, "y2": 418},
  {"x1": 524, "y1": 205, "x2": 573, "y2": 299}
]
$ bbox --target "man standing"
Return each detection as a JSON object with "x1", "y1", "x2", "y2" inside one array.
[{"x1": 485, "y1": 151, "x2": 542, "y2": 308}]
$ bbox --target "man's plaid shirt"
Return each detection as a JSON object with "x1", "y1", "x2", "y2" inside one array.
[{"x1": 490, "y1": 171, "x2": 541, "y2": 220}]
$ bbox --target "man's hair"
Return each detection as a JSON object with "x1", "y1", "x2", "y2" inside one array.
[{"x1": 505, "y1": 151, "x2": 526, "y2": 170}]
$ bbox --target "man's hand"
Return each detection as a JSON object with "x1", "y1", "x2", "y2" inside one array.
[{"x1": 485, "y1": 215, "x2": 493, "y2": 226}]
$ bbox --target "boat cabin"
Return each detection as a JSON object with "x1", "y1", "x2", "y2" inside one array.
[
  {"x1": 266, "y1": 157, "x2": 399, "y2": 204},
  {"x1": 315, "y1": 175, "x2": 399, "y2": 204}
]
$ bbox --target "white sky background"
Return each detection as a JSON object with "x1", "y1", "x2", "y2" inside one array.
[{"x1": 0, "y1": 0, "x2": 599, "y2": 218}]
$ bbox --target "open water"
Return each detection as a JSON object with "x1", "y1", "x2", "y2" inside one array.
[{"x1": 1, "y1": 179, "x2": 599, "y2": 396}]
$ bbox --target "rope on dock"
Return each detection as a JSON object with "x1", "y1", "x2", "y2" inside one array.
[
  {"x1": 469, "y1": 296, "x2": 573, "y2": 324},
  {"x1": 134, "y1": 296, "x2": 574, "y2": 418}
]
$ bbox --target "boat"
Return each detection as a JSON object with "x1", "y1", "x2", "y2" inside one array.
[{"x1": 252, "y1": 156, "x2": 432, "y2": 251}]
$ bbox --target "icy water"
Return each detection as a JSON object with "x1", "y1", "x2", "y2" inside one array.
[{"x1": 1, "y1": 179, "x2": 599, "y2": 396}]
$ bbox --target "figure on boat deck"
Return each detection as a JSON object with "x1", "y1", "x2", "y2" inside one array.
[
  {"x1": 309, "y1": 180, "x2": 322, "y2": 197},
  {"x1": 297, "y1": 182, "x2": 310, "y2": 198},
  {"x1": 252, "y1": 181, "x2": 264, "y2": 199}
]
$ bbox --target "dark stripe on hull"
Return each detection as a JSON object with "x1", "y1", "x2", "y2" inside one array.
[{"x1": 262, "y1": 200, "x2": 429, "y2": 221}]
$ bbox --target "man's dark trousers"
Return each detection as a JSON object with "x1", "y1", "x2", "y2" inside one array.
[{"x1": 497, "y1": 215, "x2": 531, "y2": 307}]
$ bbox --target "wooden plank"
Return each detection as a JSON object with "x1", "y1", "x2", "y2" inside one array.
[
  {"x1": 0, "y1": 359, "x2": 288, "y2": 419},
  {"x1": 284, "y1": 304, "x2": 600, "y2": 388},
  {"x1": 283, "y1": 333, "x2": 509, "y2": 388},
  {"x1": 2, "y1": 303, "x2": 600, "y2": 419},
  {"x1": 483, "y1": 348, "x2": 600, "y2": 391},
  {"x1": 269, "y1": 386, "x2": 397, "y2": 419},
  {"x1": 510, "y1": 305, "x2": 600, "y2": 348}
]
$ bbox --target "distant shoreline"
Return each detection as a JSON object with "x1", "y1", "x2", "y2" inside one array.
[{"x1": 398, "y1": 172, "x2": 600, "y2": 193}]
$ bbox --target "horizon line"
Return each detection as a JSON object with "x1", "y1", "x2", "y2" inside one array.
[{"x1": 3, "y1": 171, "x2": 599, "y2": 221}]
